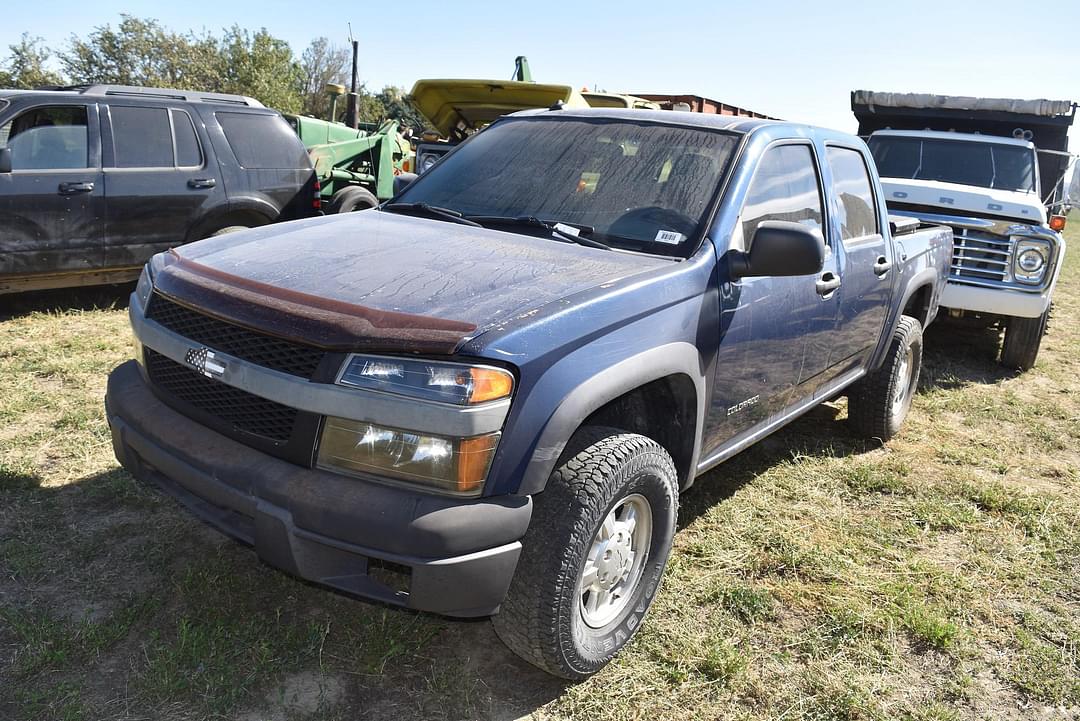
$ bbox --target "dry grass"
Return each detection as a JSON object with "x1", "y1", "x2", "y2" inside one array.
[{"x1": 2, "y1": 217, "x2": 1079, "y2": 720}]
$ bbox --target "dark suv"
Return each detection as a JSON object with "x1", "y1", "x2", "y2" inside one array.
[{"x1": 0, "y1": 85, "x2": 319, "y2": 294}]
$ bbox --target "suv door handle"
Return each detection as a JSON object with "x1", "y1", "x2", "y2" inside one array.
[
  {"x1": 58, "y1": 181, "x2": 94, "y2": 195},
  {"x1": 815, "y1": 271, "x2": 841, "y2": 297},
  {"x1": 188, "y1": 178, "x2": 217, "y2": 189},
  {"x1": 873, "y1": 256, "x2": 892, "y2": 277}
]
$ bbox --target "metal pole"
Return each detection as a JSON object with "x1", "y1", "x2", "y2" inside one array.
[{"x1": 345, "y1": 39, "x2": 359, "y2": 129}]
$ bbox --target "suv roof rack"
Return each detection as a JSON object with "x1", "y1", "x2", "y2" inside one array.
[{"x1": 34, "y1": 84, "x2": 264, "y2": 108}]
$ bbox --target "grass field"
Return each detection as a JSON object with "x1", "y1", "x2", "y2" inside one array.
[{"x1": 2, "y1": 217, "x2": 1078, "y2": 721}]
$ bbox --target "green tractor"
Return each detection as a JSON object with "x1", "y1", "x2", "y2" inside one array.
[{"x1": 283, "y1": 84, "x2": 411, "y2": 213}]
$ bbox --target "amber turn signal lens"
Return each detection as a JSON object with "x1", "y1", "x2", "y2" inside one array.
[
  {"x1": 1049, "y1": 215, "x2": 1067, "y2": 232},
  {"x1": 469, "y1": 367, "x2": 515, "y2": 404}
]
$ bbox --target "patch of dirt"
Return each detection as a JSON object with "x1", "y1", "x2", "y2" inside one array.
[{"x1": 238, "y1": 671, "x2": 346, "y2": 721}]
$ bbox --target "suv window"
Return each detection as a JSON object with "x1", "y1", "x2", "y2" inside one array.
[
  {"x1": 111, "y1": 106, "x2": 173, "y2": 168},
  {"x1": 217, "y1": 112, "x2": 308, "y2": 169},
  {"x1": 741, "y1": 143, "x2": 824, "y2": 244},
  {"x1": 826, "y1": 146, "x2": 879, "y2": 242},
  {"x1": 0, "y1": 105, "x2": 88, "y2": 170},
  {"x1": 171, "y1": 109, "x2": 202, "y2": 167}
]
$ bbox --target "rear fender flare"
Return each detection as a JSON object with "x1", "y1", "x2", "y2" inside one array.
[
  {"x1": 872, "y1": 268, "x2": 940, "y2": 371},
  {"x1": 517, "y1": 342, "x2": 706, "y2": 496}
]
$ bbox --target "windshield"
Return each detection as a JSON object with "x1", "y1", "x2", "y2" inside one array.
[
  {"x1": 392, "y1": 117, "x2": 738, "y2": 255},
  {"x1": 868, "y1": 135, "x2": 1036, "y2": 193}
]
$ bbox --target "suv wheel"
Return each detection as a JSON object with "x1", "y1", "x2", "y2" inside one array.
[
  {"x1": 1000, "y1": 306, "x2": 1049, "y2": 371},
  {"x1": 210, "y1": 225, "x2": 249, "y2": 237},
  {"x1": 848, "y1": 314, "x2": 923, "y2": 442},
  {"x1": 492, "y1": 427, "x2": 678, "y2": 679},
  {"x1": 328, "y1": 187, "x2": 378, "y2": 214}
]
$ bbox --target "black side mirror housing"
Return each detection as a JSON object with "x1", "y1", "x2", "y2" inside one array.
[
  {"x1": 393, "y1": 172, "x2": 418, "y2": 196},
  {"x1": 728, "y1": 221, "x2": 825, "y2": 278},
  {"x1": 0, "y1": 147, "x2": 11, "y2": 173}
]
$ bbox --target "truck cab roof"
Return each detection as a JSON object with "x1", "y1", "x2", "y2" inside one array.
[{"x1": 870, "y1": 128, "x2": 1036, "y2": 150}]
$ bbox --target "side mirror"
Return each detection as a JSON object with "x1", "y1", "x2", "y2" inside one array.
[
  {"x1": 728, "y1": 221, "x2": 825, "y2": 278},
  {"x1": 0, "y1": 147, "x2": 11, "y2": 173},
  {"x1": 393, "y1": 172, "x2": 418, "y2": 196}
]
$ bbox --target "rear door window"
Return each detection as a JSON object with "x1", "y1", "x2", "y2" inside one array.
[
  {"x1": 740, "y1": 143, "x2": 824, "y2": 245},
  {"x1": 0, "y1": 105, "x2": 89, "y2": 169},
  {"x1": 171, "y1": 109, "x2": 202, "y2": 167},
  {"x1": 825, "y1": 146, "x2": 879, "y2": 243},
  {"x1": 111, "y1": 106, "x2": 173, "y2": 168},
  {"x1": 216, "y1": 112, "x2": 308, "y2": 169}
]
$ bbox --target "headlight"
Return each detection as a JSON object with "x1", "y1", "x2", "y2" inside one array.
[
  {"x1": 337, "y1": 355, "x2": 514, "y2": 405},
  {"x1": 135, "y1": 263, "x2": 154, "y2": 308},
  {"x1": 317, "y1": 418, "x2": 499, "y2": 496},
  {"x1": 419, "y1": 153, "x2": 439, "y2": 173},
  {"x1": 1013, "y1": 238, "x2": 1052, "y2": 285}
]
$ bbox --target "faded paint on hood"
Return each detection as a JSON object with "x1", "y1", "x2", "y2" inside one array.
[
  {"x1": 410, "y1": 79, "x2": 589, "y2": 138},
  {"x1": 154, "y1": 211, "x2": 671, "y2": 354},
  {"x1": 880, "y1": 177, "x2": 1048, "y2": 225}
]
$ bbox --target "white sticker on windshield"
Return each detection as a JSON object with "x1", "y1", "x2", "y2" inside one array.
[
  {"x1": 553, "y1": 222, "x2": 581, "y2": 237},
  {"x1": 654, "y1": 230, "x2": 685, "y2": 245}
]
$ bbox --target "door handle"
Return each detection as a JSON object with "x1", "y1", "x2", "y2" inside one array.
[
  {"x1": 58, "y1": 181, "x2": 94, "y2": 195},
  {"x1": 873, "y1": 256, "x2": 892, "y2": 277},
  {"x1": 188, "y1": 178, "x2": 217, "y2": 189},
  {"x1": 815, "y1": 271, "x2": 841, "y2": 297}
]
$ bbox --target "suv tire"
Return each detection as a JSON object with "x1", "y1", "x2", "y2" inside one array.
[
  {"x1": 210, "y1": 225, "x2": 249, "y2": 237},
  {"x1": 493, "y1": 426, "x2": 678, "y2": 680},
  {"x1": 848, "y1": 314, "x2": 923, "y2": 442},
  {"x1": 1000, "y1": 306, "x2": 1049, "y2": 371},
  {"x1": 328, "y1": 187, "x2": 378, "y2": 214}
]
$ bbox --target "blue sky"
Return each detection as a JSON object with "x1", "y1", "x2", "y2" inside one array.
[{"x1": 3, "y1": 0, "x2": 1078, "y2": 148}]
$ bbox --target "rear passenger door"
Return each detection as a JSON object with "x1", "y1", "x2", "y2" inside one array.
[
  {"x1": 0, "y1": 103, "x2": 105, "y2": 278},
  {"x1": 824, "y1": 145, "x2": 891, "y2": 373},
  {"x1": 101, "y1": 104, "x2": 226, "y2": 269}
]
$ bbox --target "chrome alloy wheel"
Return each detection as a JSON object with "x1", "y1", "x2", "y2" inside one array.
[
  {"x1": 578, "y1": 493, "x2": 653, "y2": 628},
  {"x1": 892, "y1": 345, "x2": 915, "y2": 417}
]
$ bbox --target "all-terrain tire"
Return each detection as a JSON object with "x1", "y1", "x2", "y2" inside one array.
[
  {"x1": 492, "y1": 427, "x2": 678, "y2": 680},
  {"x1": 327, "y1": 186, "x2": 378, "y2": 214},
  {"x1": 848, "y1": 314, "x2": 923, "y2": 442},
  {"x1": 1000, "y1": 306, "x2": 1049, "y2": 371}
]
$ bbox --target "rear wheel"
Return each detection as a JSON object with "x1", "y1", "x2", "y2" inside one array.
[
  {"x1": 1000, "y1": 307, "x2": 1050, "y2": 371},
  {"x1": 848, "y1": 315, "x2": 923, "y2": 442},
  {"x1": 328, "y1": 186, "x2": 378, "y2": 214},
  {"x1": 492, "y1": 427, "x2": 678, "y2": 679}
]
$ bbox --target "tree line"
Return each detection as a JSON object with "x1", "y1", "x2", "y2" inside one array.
[{"x1": 0, "y1": 16, "x2": 427, "y2": 130}]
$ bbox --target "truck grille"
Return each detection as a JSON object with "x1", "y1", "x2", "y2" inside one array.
[
  {"x1": 145, "y1": 349, "x2": 298, "y2": 443},
  {"x1": 146, "y1": 294, "x2": 326, "y2": 379},
  {"x1": 950, "y1": 228, "x2": 1013, "y2": 284}
]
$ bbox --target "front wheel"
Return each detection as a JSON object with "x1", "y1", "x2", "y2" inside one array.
[
  {"x1": 327, "y1": 186, "x2": 378, "y2": 214},
  {"x1": 848, "y1": 314, "x2": 923, "y2": 442},
  {"x1": 1000, "y1": 307, "x2": 1050, "y2": 371},
  {"x1": 492, "y1": 427, "x2": 678, "y2": 679}
]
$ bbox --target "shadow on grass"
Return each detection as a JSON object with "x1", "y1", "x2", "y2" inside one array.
[
  {"x1": 920, "y1": 318, "x2": 1014, "y2": 390},
  {"x1": 0, "y1": 283, "x2": 134, "y2": 321}
]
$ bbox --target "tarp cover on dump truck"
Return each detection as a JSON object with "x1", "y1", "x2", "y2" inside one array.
[
  {"x1": 852, "y1": 91, "x2": 1075, "y2": 118},
  {"x1": 410, "y1": 79, "x2": 589, "y2": 138}
]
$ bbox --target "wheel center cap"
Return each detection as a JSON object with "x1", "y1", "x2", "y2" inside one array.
[{"x1": 595, "y1": 534, "x2": 633, "y2": 590}]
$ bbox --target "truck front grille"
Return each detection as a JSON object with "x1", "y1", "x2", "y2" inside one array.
[
  {"x1": 145, "y1": 349, "x2": 299, "y2": 443},
  {"x1": 146, "y1": 294, "x2": 326, "y2": 379},
  {"x1": 949, "y1": 228, "x2": 1012, "y2": 284}
]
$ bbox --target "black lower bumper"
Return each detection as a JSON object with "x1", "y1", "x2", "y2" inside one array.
[{"x1": 105, "y1": 360, "x2": 530, "y2": 617}]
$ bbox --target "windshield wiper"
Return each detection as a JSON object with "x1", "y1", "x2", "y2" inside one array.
[
  {"x1": 465, "y1": 215, "x2": 610, "y2": 250},
  {"x1": 382, "y1": 202, "x2": 482, "y2": 227}
]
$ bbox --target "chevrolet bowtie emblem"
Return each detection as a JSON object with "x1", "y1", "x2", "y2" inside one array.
[{"x1": 184, "y1": 346, "x2": 227, "y2": 379}]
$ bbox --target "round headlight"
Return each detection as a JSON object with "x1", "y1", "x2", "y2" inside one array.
[
  {"x1": 1017, "y1": 248, "x2": 1045, "y2": 273},
  {"x1": 420, "y1": 154, "x2": 438, "y2": 173}
]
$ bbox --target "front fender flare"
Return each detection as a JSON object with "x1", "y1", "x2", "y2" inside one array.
[{"x1": 517, "y1": 341, "x2": 707, "y2": 496}]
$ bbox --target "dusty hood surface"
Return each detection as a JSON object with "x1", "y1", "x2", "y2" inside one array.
[
  {"x1": 154, "y1": 211, "x2": 670, "y2": 354},
  {"x1": 880, "y1": 177, "x2": 1048, "y2": 225},
  {"x1": 410, "y1": 79, "x2": 589, "y2": 138}
]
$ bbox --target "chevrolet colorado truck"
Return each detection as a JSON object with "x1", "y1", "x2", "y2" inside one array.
[{"x1": 105, "y1": 108, "x2": 952, "y2": 679}]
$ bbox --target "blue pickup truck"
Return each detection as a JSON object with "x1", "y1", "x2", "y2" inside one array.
[{"x1": 105, "y1": 108, "x2": 952, "y2": 679}]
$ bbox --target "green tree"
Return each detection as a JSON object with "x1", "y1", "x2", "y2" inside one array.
[
  {"x1": 376, "y1": 85, "x2": 427, "y2": 133},
  {"x1": 0, "y1": 34, "x2": 63, "y2": 89},
  {"x1": 214, "y1": 26, "x2": 303, "y2": 113}
]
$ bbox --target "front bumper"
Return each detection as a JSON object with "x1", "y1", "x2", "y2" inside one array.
[
  {"x1": 105, "y1": 360, "x2": 531, "y2": 617},
  {"x1": 940, "y1": 282, "x2": 1051, "y2": 319}
]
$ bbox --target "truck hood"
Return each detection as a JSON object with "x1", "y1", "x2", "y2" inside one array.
[
  {"x1": 152, "y1": 211, "x2": 671, "y2": 354},
  {"x1": 880, "y1": 177, "x2": 1047, "y2": 225},
  {"x1": 410, "y1": 79, "x2": 589, "y2": 138}
]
